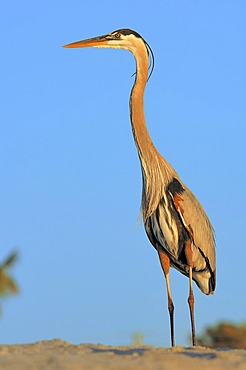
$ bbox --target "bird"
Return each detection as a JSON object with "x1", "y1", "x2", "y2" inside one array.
[{"x1": 63, "y1": 28, "x2": 216, "y2": 347}]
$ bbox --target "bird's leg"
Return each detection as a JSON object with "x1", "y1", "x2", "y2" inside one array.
[
  {"x1": 185, "y1": 240, "x2": 196, "y2": 346},
  {"x1": 158, "y1": 250, "x2": 175, "y2": 347}
]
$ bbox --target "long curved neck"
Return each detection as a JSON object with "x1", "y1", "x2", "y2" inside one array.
[
  {"x1": 129, "y1": 43, "x2": 176, "y2": 219},
  {"x1": 130, "y1": 46, "x2": 156, "y2": 163}
]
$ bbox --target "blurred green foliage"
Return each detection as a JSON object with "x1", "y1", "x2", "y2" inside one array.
[
  {"x1": 197, "y1": 321, "x2": 246, "y2": 348},
  {"x1": 0, "y1": 252, "x2": 18, "y2": 299}
]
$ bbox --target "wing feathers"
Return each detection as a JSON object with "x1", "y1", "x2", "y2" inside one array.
[{"x1": 144, "y1": 177, "x2": 216, "y2": 294}]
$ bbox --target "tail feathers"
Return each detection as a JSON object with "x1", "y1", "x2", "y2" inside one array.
[{"x1": 193, "y1": 269, "x2": 216, "y2": 295}]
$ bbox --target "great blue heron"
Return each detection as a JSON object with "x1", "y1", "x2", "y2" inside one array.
[{"x1": 63, "y1": 28, "x2": 216, "y2": 347}]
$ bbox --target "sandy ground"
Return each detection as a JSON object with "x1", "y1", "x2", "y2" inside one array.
[{"x1": 0, "y1": 339, "x2": 245, "y2": 370}]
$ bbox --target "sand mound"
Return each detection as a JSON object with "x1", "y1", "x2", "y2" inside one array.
[{"x1": 0, "y1": 339, "x2": 245, "y2": 369}]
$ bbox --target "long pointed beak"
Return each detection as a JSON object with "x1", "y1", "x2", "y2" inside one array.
[{"x1": 63, "y1": 34, "x2": 109, "y2": 48}]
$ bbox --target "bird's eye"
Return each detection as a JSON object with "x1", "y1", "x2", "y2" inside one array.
[{"x1": 114, "y1": 33, "x2": 121, "y2": 39}]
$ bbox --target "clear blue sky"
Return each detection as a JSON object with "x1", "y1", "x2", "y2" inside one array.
[{"x1": 0, "y1": 1, "x2": 245, "y2": 347}]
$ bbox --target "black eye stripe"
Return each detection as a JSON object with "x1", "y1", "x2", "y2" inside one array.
[{"x1": 114, "y1": 28, "x2": 142, "y2": 38}]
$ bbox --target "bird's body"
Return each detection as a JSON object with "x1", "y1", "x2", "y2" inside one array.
[
  {"x1": 63, "y1": 28, "x2": 216, "y2": 347},
  {"x1": 145, "y1": 177, "x2": 215, "y2": 294}
]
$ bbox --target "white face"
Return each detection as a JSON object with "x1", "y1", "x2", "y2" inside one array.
[{"x1": 96, "y1": 31, "x2": 146, "y2": 54}]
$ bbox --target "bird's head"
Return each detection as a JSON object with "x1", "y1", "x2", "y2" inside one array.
[
  {"x1": 63, "y1": 29, "x2": 143, "y2": 51},
  {"x1": 63, "y1": 28, "x2": 154, "y2": 79}
]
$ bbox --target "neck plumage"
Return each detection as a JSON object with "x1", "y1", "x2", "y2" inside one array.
[
  {"x1": 130, "y1": 46, "x2": 158, "y2": 174},
  {"x1": 129, "y1": 44, "x2": 176, "y2": 219}
]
